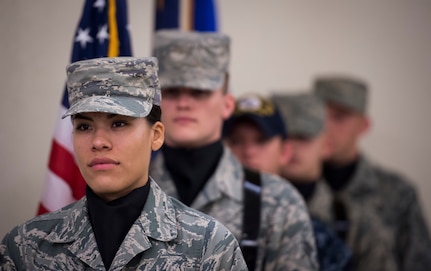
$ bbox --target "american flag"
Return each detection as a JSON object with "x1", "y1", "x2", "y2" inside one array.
[{"x1": 37, "y1": 0, "x2": 132, "y2": 215}]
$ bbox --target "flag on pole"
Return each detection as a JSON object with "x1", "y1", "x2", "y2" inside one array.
[
  {"x1": 155, "y1": 0, "x2": 218, "y2": 31},
  {"x1": 37, "y1": 0, "x2": 132, "y2": 215}
]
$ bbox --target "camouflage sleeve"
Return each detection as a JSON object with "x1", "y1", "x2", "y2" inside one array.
[
  {"x1": 274, "y1": 198, "x2": 319, "y2": 271},
  {"x1": 200, "y1": 220, "x2": 248, "y2": 271},
  {"x1": 395, "y1": 180, "x2": 431, "y2": 271},
  {"x1": 261, "y1": 174, "x2": 319, "y2": 271},
  {"x1": 0, "y1": 227, "x2": 20, "y2": 271}
]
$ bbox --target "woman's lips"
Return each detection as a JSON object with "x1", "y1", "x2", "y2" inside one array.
[{"x1": 88, "y1": 157, "x2": 119, "y2": 170}]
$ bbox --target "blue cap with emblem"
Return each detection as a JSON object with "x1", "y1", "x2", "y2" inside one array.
[{"x1": 223, "y1": 94, "x2": 287, "y2": 139}]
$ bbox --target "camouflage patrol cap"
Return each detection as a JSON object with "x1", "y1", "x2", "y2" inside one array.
[
  {"x1": 223, "y1": 94, "x2": 287, "y2": 139},
  {"x1": 62, "y1": 57, "x2": 161, "y2": 119},
  {"x1": 153, "y1": 30, "x2": 230, "y2": 91},
  {"x1": 314, "y1": 75, "x2": 368, "y2": 114},
  {"x1": 271, "y1": 93, "x2": 325, "y2": 138}
]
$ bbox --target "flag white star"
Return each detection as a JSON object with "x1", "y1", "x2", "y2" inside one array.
[
  {"x1": 75, "y1": 28, "x2": 93, "y2": 49},
  {"x1": 97, "y1": 24, "x2": 109, "y2": 44},
  {"x1": 93, "y1": 0, "x2": 106, "y2": 13}
]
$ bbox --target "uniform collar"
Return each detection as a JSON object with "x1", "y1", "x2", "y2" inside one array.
[
  {"x1": 44, "y1": 179, "x2": 177, "y2": 269},
  {"x1": 343, "y1": 155, "x2": 379, "y2": 196},
  {"x1": 191, "y1": 146, "x2": 243, "y2": 209},
  {"x1": 151, "y1": 145, "x2": 243, "y2": 210},
  {"x1": 317, "y1": 155, "x2": 378, "y2": 197},
  {"x1": 161, "y1": 141, "x2": 223, "y2": 206}
]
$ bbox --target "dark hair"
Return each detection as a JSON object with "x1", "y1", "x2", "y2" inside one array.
[
  {"x1": 146, "y1": 105, "x2": 162, "y2": 125},
  {"x1": 70, "y1": 105, "x2": 162, "y2": 125},
  {"x1": 222, "y1": 73, "x2": 230, "y2": 94}
]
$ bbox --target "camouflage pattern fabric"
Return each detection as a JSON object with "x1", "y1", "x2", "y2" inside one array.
[
  {"x1": 313, "y1": 76, "x2": 368, "y2": 114},
  {"x1": 150, "y1": 146, "x2": 319, "y2": 271},
  {"x1": 0, "y1": 179, "x2": 247, "y2": 271},
  {"x1": 308, "y1": 155, "x2": 431, "y2": 271},
  {"x1": 153, "y1": 30, "x2": 230, "y2": 91},
  {"x1": 62, "y1": 57, "x2": 161, "y2": 119},
  {"x1": 271, "y1": 93, "x2": 326, "y2": 139}
]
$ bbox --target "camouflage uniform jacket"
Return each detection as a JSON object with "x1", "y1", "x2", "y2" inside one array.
[
  {"x1": 308, "y1": 155, "x2": 431, "y2": 271},
  {"x1": 150, "y1": 146, "x2": 319, "y2": 271},
  {"x1": 0, "y1": 179, "x2": 247, "y2": 271}
]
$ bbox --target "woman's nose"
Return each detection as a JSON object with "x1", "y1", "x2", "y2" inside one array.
[{"x1": 91, "y1": 128, "x2": 112, "y2": 151}]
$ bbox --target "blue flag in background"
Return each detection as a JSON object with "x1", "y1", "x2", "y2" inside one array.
[
  {"x1": 155, "y1": 0, "x2": 180, "y2": 29},
  {"x1": 193, "y1": 0, "x2": 217, "y2": 31},
  {"x1": 155, "y1": 0, "x2": 217, "y2": 31}
]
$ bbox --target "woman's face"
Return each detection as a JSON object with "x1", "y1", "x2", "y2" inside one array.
[{"x1": 72, "y1": 112, "x2": 164, "y2": 201}]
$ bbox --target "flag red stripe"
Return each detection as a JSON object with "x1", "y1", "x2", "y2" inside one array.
[
  {"x1": 37, "y1": 203, "x2": 50, "y2": 215},
  {"x1": 48, "y1": 140, "x2": 86, "y2": 200}
]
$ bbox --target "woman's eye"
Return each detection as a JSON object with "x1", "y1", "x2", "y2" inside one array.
[
  {"x1": 75, "y1": 123, "x2": 91, "y2": 131},
  {"x1": 112, "y1": 121, "x2": 127, "y2": 128}
]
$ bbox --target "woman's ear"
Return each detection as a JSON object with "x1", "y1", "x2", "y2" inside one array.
[{"x1": 151, "y1": 121, "x2": 165, "y2": 151}]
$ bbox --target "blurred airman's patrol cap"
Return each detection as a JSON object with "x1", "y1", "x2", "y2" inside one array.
[
  {"x1": 314, "y1": 75, "x2": 368, "y2": 114},
  {"x1": 153, "y1": 30, "x2": 230, "y2": 91},
  {"x1": 224, "y1": 94, "x2": 287, "y2": 139},
  {"x1": 271, "y1": 93, "x2": 325, "y2": 138},
  {"x1": 62, "y1": 57, "x2": 161, "y2": 119}
]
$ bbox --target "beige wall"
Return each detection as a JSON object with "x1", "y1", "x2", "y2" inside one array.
[{"x1": 1, "y1": 0, "x2": 430, "y2": 237}]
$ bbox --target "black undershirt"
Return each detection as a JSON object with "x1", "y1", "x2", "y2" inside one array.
[
  {"x1": 322, "y1": 159, "x2": 359, "y2": 241},
  {"x1": 289, "y1": 180, "x2": 318, "y2": 202},
  {"x1": 86, "y1": 181, "x2": 150, "y2": 269},
  {"x1": 162, "y1": 140, "x2": 223, "y2": 206},
  {"x1": 323, "y1": 159, "x2": 358, "y2": 191}
]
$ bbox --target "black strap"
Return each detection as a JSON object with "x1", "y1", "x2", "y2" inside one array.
[
  {"x1": 242, "y1": 167, "x2": 262, "y2": 271},
  {"x1": 333, "y1": 196, "x2": 349, "y2": 241}
]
